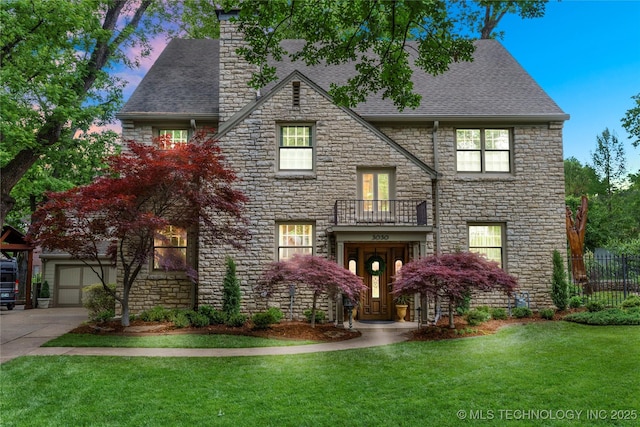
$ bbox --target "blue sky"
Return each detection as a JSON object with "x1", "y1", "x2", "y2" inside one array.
[
  {"x1": 117, "y1": 0, "x2": 640, "y2": 173},
  {"x1": 498, "y1": 0, "x2": 640, "y2": 174}
]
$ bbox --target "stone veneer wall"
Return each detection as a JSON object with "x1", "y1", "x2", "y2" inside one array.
[
  {"x1": 197, "y1": 79, "x2": 434, "y2": 320},
  {"x1": 435, "y1": 123, "x2": 566, "y2": 310}
]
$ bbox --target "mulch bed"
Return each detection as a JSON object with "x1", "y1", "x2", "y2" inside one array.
[
  {"x1": 70, "y1": 320, "x2": 362, "y2": 342},
  {"x1": 71, "y1": 312, "x2": 574, "y2": 343},
  {"x1": 410, "y1": 313, "x2": 567, "y2": 341}
]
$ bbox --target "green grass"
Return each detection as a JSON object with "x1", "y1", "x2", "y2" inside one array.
[
  {"x1": 2, "y1": 322, "x2": 639, "y2": 426},
  {"x1": 43, "y1": 333, "x2": 318, "y2": 348}
]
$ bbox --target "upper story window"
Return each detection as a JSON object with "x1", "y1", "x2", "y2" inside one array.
[
  {"x1": 277, "y1": 223, "x2": 314, "y2": 260},
  {"x1": 279, "y1": 125, "x2": 313, "y2": 171},
  {"x1": 157, "y1": 129, "x2": 189, "y2": 150},
  {"x1": 456, "y1": 129, "x2": 511, "y2": 173},
  {"x1": 154, "y1": 225, "x2": 188, "y2": 270},
  {"x1": 468, "y1": 224, "x2": 504, "y2": 268}
]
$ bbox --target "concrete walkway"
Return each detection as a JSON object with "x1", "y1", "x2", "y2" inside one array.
[{"x1": 1, "y1": 306, "x2": 414, "y2": 363}]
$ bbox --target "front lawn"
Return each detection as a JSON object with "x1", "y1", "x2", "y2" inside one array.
[
  {"x1": 43, "y1": 333, "x2": 318, "y2": 348},
  {"x1": 2, "y1": 322, "x2": 639, "y2": 426}
]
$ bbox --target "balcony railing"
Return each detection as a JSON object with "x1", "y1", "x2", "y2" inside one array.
[{"x1": 333, "y1": 200, "x2": 428, "y2": 226}]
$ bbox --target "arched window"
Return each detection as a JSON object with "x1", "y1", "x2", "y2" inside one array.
[{"x1": 348, "y1": 259, "x2": 357, "y2": 275}]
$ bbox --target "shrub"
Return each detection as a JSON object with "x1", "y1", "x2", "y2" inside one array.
[
  {"x1": 198, "y1": 305, "x2": 226, "y2": 325},
  {"x1": 303, "y1": 309, "x2": 325, "y2": 324},
  {"x1": 627, "y1": 306, "x2": 640, "y2": 315},
  {"x1": 621, "y1": 295, "x2": 640, "y2": 309},
  {"x1": 512, "y1": 307, "x2": 532, "y2": 318},
  {"x1": 94, "y1": 309, "x2": 115, "y2": 323},
  {"x1": 138, "y1": 306, "x2": 170, "y2": 322},
  {"x1": 564, "y1": 308, "x2": 640, "y2": 325},
  {"x1": 252, "y1": 311, "x2": 277, "y2": 329},
  {"x1": 568, "y1": 296, "x2": 583, "y2": 309},
  {"x1": 82, "y1": 283, "x2": 116, "y2": 322},
  {"x1": 225, "y1": 313, "x2": 247, "y2": 327},
  {"x1": 586, "y1": 300, "x2": 605, "y2": 312},
  {"x1": 266, "y1": 307, "x2": 284, "y2": 323},
  {"x1": 170, "y1": 310, "x2": 190, "y2": 328},
  {"x1": 222, "y1": 256, "x2": 241, "y2": 318},
  {"x1": 455, "y1": 291, "x2": 471, "y2": 315},
  {"x1": 540, "y1": 308, "x2": 555, "y2": 320},
  {"x1": 188, "y1": 311, "x2": 210, "y2": 328},
  {"x1": 465, "y1": 308, "x2": 491, "y2": 326},
  {"x1": 550, "y1": 250, "x2": 569, "y2": 311},
  {"x1": 39, "y1": 281, "x2": 50, "y2": 299},
  {"x1": 490, "y1": 308, "x2": 508, "y2": 320}
]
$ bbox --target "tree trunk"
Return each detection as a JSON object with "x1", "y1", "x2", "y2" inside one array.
[
  {"x1": 449, "y1": 297, "x2": 455, "y2": 329},
  {"x1": 121, "y1": 283, "x2": 131, "y2": 327},
  {"x1": 566, "y1": 196, "x2": 588, "y2": 283},
  {"x1": 1, "y1": 149, "x2": 41, "y2": 225},
  {"x1": 311, "y1": 294, "x2": 318, "y2": 328}
]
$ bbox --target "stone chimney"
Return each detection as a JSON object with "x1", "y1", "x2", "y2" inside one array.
[{"x1": 217, "y1": 9, "x2": 258, "y2": 122}]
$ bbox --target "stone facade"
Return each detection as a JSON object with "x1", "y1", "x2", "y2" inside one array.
[{"x1": 117, "y1": 17, "x2": 567, "y2": 320}]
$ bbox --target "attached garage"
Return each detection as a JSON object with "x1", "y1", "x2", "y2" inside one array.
[
  {"x1": 55, "y1": 264, "x2": 116, "y2": 306},
  {"x1": 41, "y1": 252, "x2": 116, "y2": 307}
]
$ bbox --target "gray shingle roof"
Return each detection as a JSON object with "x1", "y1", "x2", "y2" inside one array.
[
  {"x1": 119, "y1": 38, "x2": 567, "y2": 121},
  {"x1": 119, "y1": 39, "x2": 219, "y2": 118}
]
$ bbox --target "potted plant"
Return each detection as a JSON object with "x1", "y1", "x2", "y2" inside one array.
[
  {"x1": 37, "y1": 281, "x2": 51, "y2": 309},
  {"x1": 394, "y1": 294, "x2": 410, "y2": 322}
]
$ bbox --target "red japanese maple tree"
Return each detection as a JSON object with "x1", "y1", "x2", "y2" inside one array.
[
  {"x1": 28, "y1": 130, "x2": 247, "y2": 325},
  {"x1": 257, "y1": 254, "x2": 368, "y2": 327},
  {"x1": 393, "y1": 252, "x2": 518, "y2": 328}
]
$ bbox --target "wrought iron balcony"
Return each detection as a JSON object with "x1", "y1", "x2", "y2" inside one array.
[{"x1": 333, "y1": 200, "x2": 428, "y2": 226}]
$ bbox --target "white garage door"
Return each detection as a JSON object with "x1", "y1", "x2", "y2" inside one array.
[{"x1": 56, "y1": 265, "x2": 115, "y2": 306}]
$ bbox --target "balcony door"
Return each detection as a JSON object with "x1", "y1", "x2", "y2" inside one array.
[{"x1": 358, "y1": 169, "x2": 395, "y2": 222}]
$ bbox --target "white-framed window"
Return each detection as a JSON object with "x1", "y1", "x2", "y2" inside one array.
[
  {"x1": 468, "y1": 224, "x2": 505, "y2": 268},
  {"x1": 277, "y1": 223, "x2": 314, "y2": 260},
  {"x1": 157, "y1": 129, "x2": 189, "y2": 150},
  {"x1": 153, "y1": 225, "x2": 188, "y2": 270},
  {"x1": 456, "y1": 129, "x2": 511, "y2": 172},
  {"x1": 278, "y1": 125, "x2": 313, "y2": 171}
]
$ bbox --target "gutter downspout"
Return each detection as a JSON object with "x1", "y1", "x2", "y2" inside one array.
[{"x1": 433, "y1": 120, "x2": 441, "y2": 255}]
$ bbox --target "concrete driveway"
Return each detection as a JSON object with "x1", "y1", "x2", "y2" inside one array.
[{"x1": 0, "y1": 305, "x2": 88, "y2": 364}]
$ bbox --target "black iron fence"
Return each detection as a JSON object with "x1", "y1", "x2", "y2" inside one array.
[
  {"x1": 333, "y1": 200, "x2": 428, "y2": 226},
  {"x1": 569, "y1": 253, "x2": 640, "y2": 307}
]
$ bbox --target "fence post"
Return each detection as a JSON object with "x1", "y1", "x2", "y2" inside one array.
[{"x1": 622, "y1": 253, "x2": 628, "y2": 300}]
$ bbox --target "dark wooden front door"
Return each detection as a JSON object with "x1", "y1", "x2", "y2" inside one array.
[{"x1": 345, "y1": 243, "x2": 409, "y2": 321}]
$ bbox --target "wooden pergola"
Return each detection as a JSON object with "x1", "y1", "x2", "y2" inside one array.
[{"x1": 1, "y1": 225, "x2": 35, "y2": 309}]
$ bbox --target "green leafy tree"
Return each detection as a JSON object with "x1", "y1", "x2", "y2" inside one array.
[
  {"x1": 453, "y1": 0, "x2": 547, "y2": 39},
  {"x1": 551, "y1": 250, "x2": 568, "y2": 311},
  {"x1": 591, "y1": 128, "x2": 626, "y2": 212},
  {"x1": 218, "y1": 0, "x2": 477, "y2": 110},
  {"x1": 621, "y1": 93, "x2": 640, "y2": 149},
  {"x1": 3, "y1": 131, "x2": 119, "y2": 231},
  {"x1": 222, "y1": 256, "x2": 242, "y2": 318},
  {"x1": 564, "y1": 157, "x2": 605, "y2": 198},
  {"x1": 0, "y1": 0, "x2": 163, "y2": 226}
]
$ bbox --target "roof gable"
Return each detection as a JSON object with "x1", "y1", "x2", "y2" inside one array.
[{"x1": 217, "y1": 70, "x2": 438, "y2": 178}]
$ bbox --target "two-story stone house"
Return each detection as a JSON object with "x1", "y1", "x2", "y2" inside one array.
[{"x1": 117, "y1": 13, "x2": 568, "y2": 322}]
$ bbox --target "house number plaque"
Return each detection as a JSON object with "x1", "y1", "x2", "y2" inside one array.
[{"x1": 372, "y1": 234, "x2": 389, "y2": 241}]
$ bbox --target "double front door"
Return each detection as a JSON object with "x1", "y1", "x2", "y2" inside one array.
[{"x1": 345, "y1": 243, "x2": 409, "y2": 321}]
